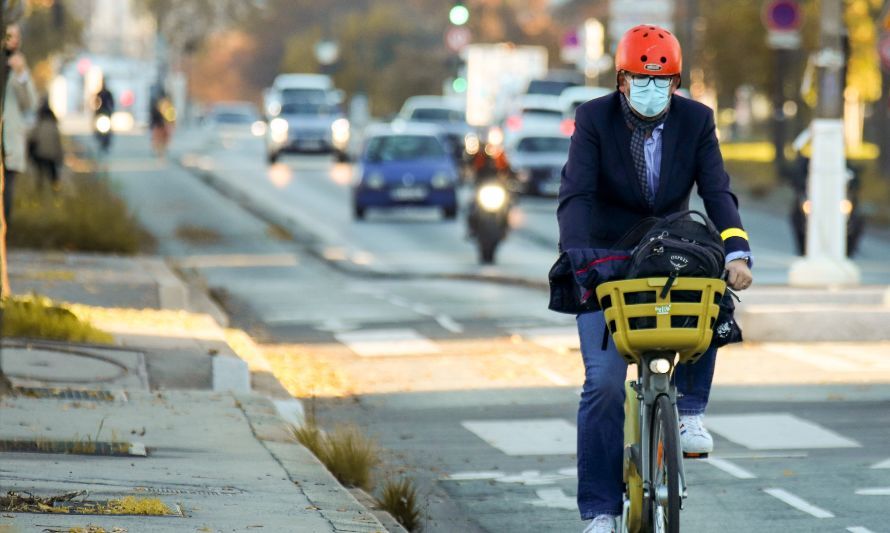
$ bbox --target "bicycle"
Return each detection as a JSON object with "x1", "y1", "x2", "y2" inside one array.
[{"x1": 595, "y1": 276, "x2": 726, "y2": 533}]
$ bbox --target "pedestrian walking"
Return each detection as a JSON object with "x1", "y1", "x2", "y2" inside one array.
[
  {"x1": 29, "y1": 98, "x2": 64, "y2": 190},
  {"x1": 2, "y1": 23, "x2": 38, "y2": 224}
]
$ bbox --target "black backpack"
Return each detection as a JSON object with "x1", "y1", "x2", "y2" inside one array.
[{"x1": 626, "y1": 210, "x2": 725, "y2": 298}]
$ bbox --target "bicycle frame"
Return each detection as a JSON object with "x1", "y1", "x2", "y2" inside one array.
[{"x1": 621, "y1": 351, "x2": 688, "y2": 533}]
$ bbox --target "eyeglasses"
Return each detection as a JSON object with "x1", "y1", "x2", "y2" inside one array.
[{"x1": 629, "y1": 74, "x2": 673, "y2": 89}]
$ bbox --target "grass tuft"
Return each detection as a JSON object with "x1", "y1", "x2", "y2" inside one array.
[
  {"x1": 377, "y1": 477, "x2": 423, "y2": 532},
  {"x1": 0, "y1": 294, "x2": 114, "y2": 344},
  {"x1": 9, "y1": 171, "x2": 153, "y2": 253},
  {"x1": 292, "y1": 413, "x2": 380, "y2": 491}
]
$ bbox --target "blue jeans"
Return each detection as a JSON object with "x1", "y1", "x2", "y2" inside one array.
[{"x1": 575, "y1": 311, "x2": 717, "y2": 519}]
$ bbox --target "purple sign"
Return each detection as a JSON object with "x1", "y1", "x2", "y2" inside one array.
[{"x1": 763, "y1": 0, "x2": 802, "y2": 31}]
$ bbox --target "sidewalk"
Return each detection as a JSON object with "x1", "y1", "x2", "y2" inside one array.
[{"x1": 0, "y1": 252, "x2": 392, "y2": 532}]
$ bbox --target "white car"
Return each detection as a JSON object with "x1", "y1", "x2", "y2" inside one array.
[
  {"x1": 504, "y1": 124, "x2": 571, "y2": 196},
  {"x1": 559, "y1": 86, "x2": 611, "y2": 118}
]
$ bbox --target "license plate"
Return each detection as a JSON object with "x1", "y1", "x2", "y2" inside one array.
[
  {"x1": 390, "y1": 187, "x2": 427, "y2": 201},
  {"x1": 297, "y1": 139, "x2": 323, "y2": 149}
]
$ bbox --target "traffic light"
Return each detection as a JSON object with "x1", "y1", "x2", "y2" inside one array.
[{"x1": 449, "y1": 2, "x2": 469, "y2": 26}]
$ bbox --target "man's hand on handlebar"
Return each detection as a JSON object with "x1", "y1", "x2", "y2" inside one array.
[{"x1": 726, "y1": 259, "x2": 753, "y2": 291}]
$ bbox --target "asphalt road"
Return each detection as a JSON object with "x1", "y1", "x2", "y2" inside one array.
[{"x1": 94, "y1": 130, "x2": 890, "y2": 533}]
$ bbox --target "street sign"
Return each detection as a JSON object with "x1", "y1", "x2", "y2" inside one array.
[
  {"x1": 762, "y1": 0, "x2": 802, "y2": 31},
  {"x1": 879, "y1": 33, "x2": 890, "y2": 72},
  {"x1": 768, "y1": 29, "x2": 802, "y2": 49},
  {"x1": 608, "y1": 0, "x2": 674, "y2": 43},
  {"x1": 445, "y1": 26, "x2": 471, "y2": 53}
]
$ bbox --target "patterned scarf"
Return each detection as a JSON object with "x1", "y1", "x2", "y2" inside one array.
[{"x1": 619, "y1": 94, "x2": 668, "y2": 207}]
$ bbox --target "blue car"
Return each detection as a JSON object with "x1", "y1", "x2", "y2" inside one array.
[{"x1": 353, "y1": 123, "x2": 459, "y2": 220}]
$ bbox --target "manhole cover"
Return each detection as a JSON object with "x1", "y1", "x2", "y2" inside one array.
[
  {"x1": 0, "y1": 342, "x2": 148, "y2": 390},
  {"x1": 15, "y1": 387, "x2": 125, "y2": 402},
  {"x1": 0, "y1": 439, "x2": 146, "y2": 457}
]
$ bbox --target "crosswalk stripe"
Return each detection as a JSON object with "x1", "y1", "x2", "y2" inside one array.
[
  {"x1": 335, "y1": 328, "x2": 440, "y2": 357},
  {"x1": 512, "y1": 327, "x2": 580, "y2": 353},
  {"x1": 871, "y1": 458, "x2": 890, "y2": 469},
  {"x1": 846, "y1": 528, "x2": 877, "y2": 533},
  {"x1": 706, "y1": 413, "x2": 861, "y2": 450},
  {"x1": 703, "y1": 457, "x2": 757, "y2": 479},
  {"x1": 528, "y1": 488, "x2": 576, "y2": 510},
  {"x1": 855, "y1": 487, "x2": 890, "y2": 496},
  {"x1": 764, "y1": 488, "x2": 835, "y2": 518},
  {"x1": 462, "y1": 419, "x2": 576, "y2": 456}
]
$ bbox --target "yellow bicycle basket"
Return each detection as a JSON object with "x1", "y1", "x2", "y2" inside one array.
[{"x1": 595, "y1": 277, "x2": 726, "y2": 365}]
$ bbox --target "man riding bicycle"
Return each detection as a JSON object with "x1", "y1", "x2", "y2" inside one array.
[{"x1": 557, "y1": 25, "x2": 753, "y2": 533}]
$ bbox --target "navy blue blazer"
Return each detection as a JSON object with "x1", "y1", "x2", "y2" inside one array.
[{"x1": 557, "y1": 91, "x2": 751, "y2": 256}]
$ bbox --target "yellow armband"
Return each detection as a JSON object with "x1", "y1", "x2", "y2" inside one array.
[{"x1": 721, "y1": 228, "x2": 749, "y2": 241}]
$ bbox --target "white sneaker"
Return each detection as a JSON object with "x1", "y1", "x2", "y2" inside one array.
[
  {"x1": 583, "y1": 514, "x2": 617, "y2": 533},
  {"x1": 679, "y1": 414, "x2": 714, "y2": 456}
]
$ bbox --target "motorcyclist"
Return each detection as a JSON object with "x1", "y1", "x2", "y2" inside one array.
[{"x1": 557, "y1": 25, "x2": 753, "y2": 532}]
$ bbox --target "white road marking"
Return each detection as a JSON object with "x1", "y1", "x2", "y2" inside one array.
[
  {"x1": 528, "y1": 488, "x2": 577, "y2": 510},
  {"x1": 446, "y1": 471, "x2": 504, "y2": 481},
  {"x1": 715, "y1": 451, "x2": 808, "y2": 460},
  {"x1": 435, "y1": 314, "x2": 464, "y2": 334},
  {"x1": 411, "y1": 303, "x2": 434, "y2": 315},
  {"x1": 703, "y1": 457, "x2": 757, "y2": 479},
  {"x1": 535, "y1": 366, "x2": 571, "y2": 386},
  {"x1": 847, "y1": 527, "x2": 877, "y2": 533},
  {"x1": 763, "y1": 488, "x2": 835, "y2": 518},
  {"x1": 462, "y1": 419, "x2": 576, "y2": 456},
  {"x1": 855, "y1": 487, "x2": 890, "y2": 496},
  {"x1": 335, "y1": 329, "x2": 440, "y2": 357},
  {"x1": 512, "y1": 327, "x2": 580, "y2": 353},
  {"x1": 446, "y1": 467, "x2": 578, "y2": 486},
  {"x1": 313, "y1": 319, "x2": 358, "y2": 332},
  {"x1": 760, "y1": 344, "x2": 861, "y2": 372},
  {"x1": 705, "y1": 413, "x2": 861, "y2": 450},
  {"x1": 495, "y1": 470, "x2": 573, "y2": 486},
  {"x1": 871, "y1": 458, "x2": 890, "y2": 469}
]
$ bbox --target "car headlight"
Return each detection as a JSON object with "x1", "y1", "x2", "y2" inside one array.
[
  {"x1": 270, "y1": 118, "x2": 289, "y2": 143},
  {"x1": 802, "y1": 199, "x2": 812, "y2": 215},
  {"x1": 331, "y1": 118, "x2": 350, "y2": 146},
  {"x1": 364, "y1": 172, "x2": 385, "y2": 190},
  {"x1": 431, "y1": 172, "x2": 455, "y2": 189},
  {"x1": 477, "y1": 184, "x2": 507, "y2": 211},
  {"x1": 464, "y1": 133, "x2": 480, "y2": 155},
  {"x1": 649, "y1": 358, "x2": 672, "y2": 374},
  {"x1": 251, "y1": 121, "x2": 267, "y2": 137},
  {"x1": 95, "y1": 115, "x2": 111, "y2": 134},
  {"x1": 840, "y1": 199, "x2": 853, "y2": 215}
]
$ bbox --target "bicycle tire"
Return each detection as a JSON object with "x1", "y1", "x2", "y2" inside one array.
[{"x1": 649, "y1": 394, "x2": 680, "y2": 533}]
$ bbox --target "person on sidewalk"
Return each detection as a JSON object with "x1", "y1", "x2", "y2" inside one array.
[
  {"x1": 29, "y1": 98, "x2": 64, "y2": 191},
  {"x1": 557, "y1": 25, "x2": 754, "y2": 533},
  {"x1": 2, "y1": 23, "x2": 38, "y2": 224}
]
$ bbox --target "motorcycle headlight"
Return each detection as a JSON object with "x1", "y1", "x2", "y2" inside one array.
[
  {"x1": 331, "y1": 118, "x2": 350, "y2": 146},
  {"x1": 477, "y1": 184, "x2": 507, "y2": 211},
  {"x1": 270, "y1": 118, "x2": 289, "y2": 143},
  {"x1": 840, "y1": 199, "x2": 853, "y2": 215},
  {"x1": 464, "y1": 133, "x2": 480, "y2": 155},
  {"x1": 431, "y1": 172, "x2": 454, "y2": 189},
  {"x1": 95, "y1": 115, "x2": 112, "y2": 134},
  {"x1": 802, "y1": 200, "x2": 812, "y2": 215},
  {"x1": 364, "y1": 172, "x2": 385, "y2": 190}
]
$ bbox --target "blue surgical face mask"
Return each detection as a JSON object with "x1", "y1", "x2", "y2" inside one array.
[{"x1": 628, "y1": 81, "x2": 671, "y2": 118}]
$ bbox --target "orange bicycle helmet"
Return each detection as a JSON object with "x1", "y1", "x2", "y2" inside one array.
[{"x1": 615, "y1": 24, "x2": 682, "y2": 76}]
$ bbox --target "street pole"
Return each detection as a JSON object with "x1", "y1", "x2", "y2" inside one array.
[
  {"x1": 789, "y1": 0, "x2": 860, "y2": 286},
  {"x1": 771, "y1": 47, "x2": 788, "y2": 172},
  {"x1": 882, "y1": 70, "x2": 890, "y2": 179}
]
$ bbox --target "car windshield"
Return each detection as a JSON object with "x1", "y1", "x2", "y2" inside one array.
[
  {"x1": 366, "y1": 135, "x2": 446, "y2": 161},
  {"x1": 212, "y1": 111, "x2": 255, "y2": 124},
  {"x1": 527, "y1": 80, "x2": 577, "y2": 96},
  {"x1": 280, "y1": 101, "x2": 335, "y2": 115},
  {"x1": 516, "y1": 136, "x2": 570, "y2": 154},
  {"x1": 280, "y1": 88, "x2": 327, "y2": 102},
  {"x1": 410, "y1": 108, "x2": 464, "y2": 122},
  {"x1": 522, "y1": 108, "x2": 562, "y2": 118}
]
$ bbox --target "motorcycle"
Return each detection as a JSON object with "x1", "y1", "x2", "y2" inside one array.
[
  {"x1": 94, "y1": 112, "x2": 112, "y2": 153},
  {"x1": 468, "y1": 178, "x2": 511, "y2": 264},
  {"x1": 785, "y1": 146, "x2": 865, "y2": 258}
]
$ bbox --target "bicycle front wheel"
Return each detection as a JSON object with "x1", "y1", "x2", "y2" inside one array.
[{"x1": 649, "y1": 394, "x2": 680, "y2": 533}]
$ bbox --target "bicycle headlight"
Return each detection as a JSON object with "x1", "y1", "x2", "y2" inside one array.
[
  {"x1": 95, "y1": 115, "x2": 112, "y2": 134},
  {"x1": 478, "y1": 184, "x2": 507, "y2": 211},
  {"x1": 649, "y1": 358, "x2": 672, "y2": 374}
]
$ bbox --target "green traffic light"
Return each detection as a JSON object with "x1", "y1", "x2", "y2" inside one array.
[
  {"x1": 452, "y1": 77, "x2": 468, "y2": 93},
  {"x1": 449, "y1": 4, "x2": 469, "y2": 26}
]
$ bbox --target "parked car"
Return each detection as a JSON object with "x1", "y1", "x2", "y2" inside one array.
[
  {"x1": 503, "y1": 125, "x2": 571, "y2": 196},
  {"x1": 352, "y1": 123, "x2": 459, "y2": 220},
  {"x1": 559, "y1": 86, "x2": 611, "y2": 118},
  {"x1": 398, "y1": 95, "x2": 476, "y2": 164}
]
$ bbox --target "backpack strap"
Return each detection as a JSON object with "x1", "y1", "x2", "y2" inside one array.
[
  {"x1": 662, "y1": 209, "x2": 721, "y2": 238},
  {"x1": 612, "y1": 216, "x2": 660, "y2": 249}
]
